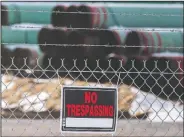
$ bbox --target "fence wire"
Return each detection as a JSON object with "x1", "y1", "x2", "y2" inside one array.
[{"x1": 1, "y1": 2, "x2": 184, "y2": 136}]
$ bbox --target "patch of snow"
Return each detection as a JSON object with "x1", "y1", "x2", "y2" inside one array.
[
  {"x1": 1, "y1": 100, "x2": 19, "y2": 109},
  {"x1": 22, "y1": 101, "x2": 47, "y2": 112},
  {"x1": 19, "y1": 92, "x2": 49, "y2": 106},
  {"x1": 1, "y1": 82, "x2": 16, "y2": 93},
  {"x1": 64, "y1": 79, "x2": 74, "y2": 85},
  {"x1": 130, "y1": 87, "x2": 183, "y2": 122}
]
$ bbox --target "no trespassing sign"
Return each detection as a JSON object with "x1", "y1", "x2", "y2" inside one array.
[{"x1": 60, "y1": 86, "x2": 118, "y2": 133}]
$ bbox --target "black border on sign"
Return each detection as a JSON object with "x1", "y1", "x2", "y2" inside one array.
[{"x1": 60, "y1": 86, "x2": 118, "y2": 133}]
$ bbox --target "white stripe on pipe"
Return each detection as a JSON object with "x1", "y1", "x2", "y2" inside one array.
[{"x1": 152, "y1": 52, "x2": 184, "y2": 57}]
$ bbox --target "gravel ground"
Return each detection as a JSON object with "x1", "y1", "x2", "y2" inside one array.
[{"x1": 2, "y1": 119, "x2": 183, "y2": 136}]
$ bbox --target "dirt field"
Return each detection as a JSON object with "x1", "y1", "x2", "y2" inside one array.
[{"x1": 2, "y1": 119, "x2": 183, "y2": 136}]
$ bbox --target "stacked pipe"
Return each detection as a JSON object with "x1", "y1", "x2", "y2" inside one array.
[
  {"x1": 2, "y1": 3, "x2": 183, "y2": 99},
  {"x1": 1, "y1": 24, "x2": 68, "y2": 78},
  {"x1": 39, "y1": 28, "x2": 122, "y2": 81},
  {"x1": 1, "y1": 5, "x2": 8, "y2": 25},
  {"x1": 38, "y1": 29, "x2": 99, "y2": 79},
  {"x1": 108, "y1": 27, "x2": 183, "y2": 57},
  {"x1": 1, "y1": 24, "x2": 42, "y2": 77},
  {"x1": 53, "y1": 3, "x2": 86, "y2": 28},
  {"x1": 2, "y1": 2, "x2": 183, "y2": 27},
  {"x1": 65, "y1": 28, "x2": 183, "y2": 61},
  {"x1": 1, "y1": 3, "x2": 81, "y2": 26},
  {"x1": 67, "y1": 30, "x2": 119, "y2": 59},
  {"x1": 37, "y1": 25, "x2": 119, "y2": 80},
  {"x1": 38, "y1": 26, "x2": 69, "y2": 78},
  {"x1": 109, "y1": 28, "x2": 183, "y2": 102},
  {"x1": 2, "y1": 25, "x2": 183, "y2": 82},
  {"x1": 62, "y1": 27, "x2": 183, "y2": 84},
  {"x1": 1, "y1": 45, "x2": 13, "y2": 70},
  {"x1": 1, "y1": 3, "x2": 57, "y2": 25},
  {"x1": 65, "y1": 5, "x2": 80, "y2": 28},
  {"x1": 105, "y1": 54, "x2": 184, "y2": 102},
  {"x1": 51, "y1": 3, "x2": 82, "y2": 27},
  {"x1": 104, "y1": 28, "x2": 183, "y2": 102},
  {"x1": 66, "y1": 30, "x2": 122, "y2": 82},
  {"x1": 1, "y1": 25, "x2": 122, "y2": 80},
  {"x1": 64, "y1": 27, "x2": 183, "y2": 59},
  {"x1": 65, "y1": 3, "x2": 183, "y2": 28},
  {"x1": 51, "y1": 4, "x2": 68, "y2": 27},
  {"x1": 137, "y1": 56, "x2": 184, "y2": 102},
  {"x1": 38, "y1": 26, "x2": 68, "y2": 56},
  {"x1": 2, "y1": 44, "x2": 43, "y2": 77},
  {"x1": 1, "y1": 24, "x2": 48, "y2": 77},
  {"x1": 1, "y1": 3, "x2": 19, "y2": 25},
  {"x1": 72, "y1": 26, "x2": 183, "y2": 101},
  {"x1": 3, "y1": 26, "x2": 182, "y2": 59}
]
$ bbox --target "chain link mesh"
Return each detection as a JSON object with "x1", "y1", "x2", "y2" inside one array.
[{"x1": 1, "y1": 1, "x2": 184, "y2": 136}]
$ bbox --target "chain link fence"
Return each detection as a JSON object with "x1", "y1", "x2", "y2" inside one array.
[{"x1": 1, "y1": 1, "x2": 184, "y2": 136}]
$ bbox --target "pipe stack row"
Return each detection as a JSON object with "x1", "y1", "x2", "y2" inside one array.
[
  {"x1": 1, "y1": 2, "x2": 81, "y2": 26},
  {"x1": 64, "y1": 3, "x2": 183, "y2": 28},
  {"x1": 2, "y1": 26, "x2": 183, "y2": 55},
  {"x1": 2, "y1": 2, "x2": 183, "y2": 27}
]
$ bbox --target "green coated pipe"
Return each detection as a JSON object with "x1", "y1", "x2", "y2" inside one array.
[
  {"x1": 17, "y1": 3, "x2": 57, "y2": 24},
  {"x1": 111, "y1": 27, "x2": 183, "y2": 56},
  {"x1": 15, "y1": 2, "x2": 86, "y2": 26},
  {"x1": 26, "y1": 25, "x2": 43, "y2": 44},
  {"x1": 2, "y1": 26, "x2": 26, "y2": 43},
  {"x1": 1, "y1": 24, "x2": 43, "y2": 44},
  {"x1": 3, "y1": 2, "x2": 182, "y2": 26},
  {"x1": 1, "y1": 3, "x2": 57, "y2": 24},
  {"x1": 1, "y1": 2, "x2": 83, "y2": 25},
  {"x1": 73, "y1": 3, "x2": 183, "y2": 28},
  {"x1": 17, "y1": 3, "x2": 84, "y2": 25}
]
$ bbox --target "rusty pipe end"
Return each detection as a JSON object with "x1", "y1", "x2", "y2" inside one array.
[
  {"x1": 51, "y1": 5, "x2": 67, "y2": 27},
  {"x1": 48, "y1": 28, "x2": 68, "y2": 57},
  {"x1": 38, "y1": 27, "x2": 51, "y2": 53},
  {"x1": 1, "y1": 5, "x2": 8, "y2": 25},
  {"x1": 13, "y1": 47, "x2": 38, "y2": 68},
  {"x1": 76, "y1": 5, "x2": 93, "y2": 28},
  {"x1": 98, "y1": 30, "x2": 120, "y2": 57},
  {"x1": 38, "y1": 27, "x2": 68, "y2": 57},
  {"x1": 124, "y1": 31, "x2": 141, "y2": 57},
  {"x1": 68, "y1": 30, "x2": 85, "y2": 44},
  {"x1": 65, "y1": 5, "x2": 79, "y2": 28},
  {"x1": 1, "y1": 45, "x2": 13, "y2": 68},
  {"x1": 67, "y1": 30, "x2": 89, "y2": 59}
]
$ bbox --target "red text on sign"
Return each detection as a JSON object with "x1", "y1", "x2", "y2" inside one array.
[
  {"x1": 66, "y1": 104, "x2": 114, "y2": 117},
  {"x1": 84, "y1": 91, "x2": 98, "y2": 104}
]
